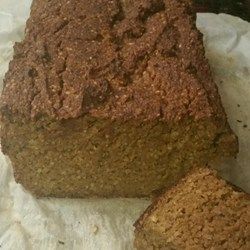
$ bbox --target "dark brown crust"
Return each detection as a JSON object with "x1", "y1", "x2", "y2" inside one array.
[{"x1": 1, "y1": 0, "x2": 226, "y2": 122}]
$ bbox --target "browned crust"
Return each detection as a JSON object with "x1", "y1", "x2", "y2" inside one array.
[{"x1": 1, "y1": 0, "x2": 226, "y2": 123}]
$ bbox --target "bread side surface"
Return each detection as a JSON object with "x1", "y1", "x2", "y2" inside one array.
[
  {"x1": 134, "y1": 168, "x2": 250, "y2": 249},
  {"x1": 2, "y1": 115, "x2": 235, "y2": 198}
]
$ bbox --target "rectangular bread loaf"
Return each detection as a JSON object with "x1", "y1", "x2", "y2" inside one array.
[{"x1": 0, "y1": 0, "x2": 238, "y2": 197}]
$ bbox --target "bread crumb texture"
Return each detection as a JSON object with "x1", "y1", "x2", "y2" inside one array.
[{"x1": 134, "y1": 168, "x2": 250, "y2": 250}]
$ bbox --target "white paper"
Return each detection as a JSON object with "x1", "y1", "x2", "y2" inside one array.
[
  {"x1": 196, "y1": 14, "x2": 250, "y2": 192},
  {"x1": 0, "y1": 1, "x2": 250, "y2": 249}
]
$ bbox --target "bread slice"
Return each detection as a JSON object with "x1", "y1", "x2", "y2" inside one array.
[
  {"x1": 0, "y1": 0, "x2": 237, "y2": 197},
  {"x1": 134, "y1": 167, "x2": 250, "y2": 249}
]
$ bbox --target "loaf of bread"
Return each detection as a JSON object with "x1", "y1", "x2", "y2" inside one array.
[
  {"x1": 0, "y1": 0, "x2": 238, "y2": 197},
  {"x1": 134, "y1": 167, "x2": 250, "y2": 249}
]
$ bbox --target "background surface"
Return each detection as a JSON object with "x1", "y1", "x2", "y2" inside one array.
[
  {"x1": 0, "y1": 1, "x2": 250, "y2": 249},
  {"x1": 194, "y1": 0, "x2": 250, "y2": 21}
]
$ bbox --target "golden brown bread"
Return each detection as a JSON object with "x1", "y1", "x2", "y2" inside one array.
[{"x1": 134, "y1": 167, "x2": 250, "y2": 250}]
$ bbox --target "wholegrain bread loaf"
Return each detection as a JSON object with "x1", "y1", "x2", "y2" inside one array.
[
  {"x1": 134, "y1": 167, "x2": 250, "y2": 250},
  {"x1": 0, "y1": 0, "x2": 237, "y2": 197}
]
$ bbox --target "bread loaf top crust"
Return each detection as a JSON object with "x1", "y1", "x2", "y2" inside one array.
[{"x1": 1, "y1": 0, "x2": 225, "y2": 122}]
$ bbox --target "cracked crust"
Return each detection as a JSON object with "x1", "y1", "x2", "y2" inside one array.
[
  {"x1": 1, "y1": 0, "x2": 225, "y2": 122},
  {"x1": 134, "y1": 167, "x2": 250, "y2": 249}
]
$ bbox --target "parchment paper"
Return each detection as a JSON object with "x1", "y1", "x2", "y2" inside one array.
[{"x1": 0, "y1": 1, "x2": 250, "y2": 249}]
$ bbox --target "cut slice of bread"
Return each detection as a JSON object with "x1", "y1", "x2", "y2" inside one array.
[{"x1": 134, "y1": 167, "x2": 250, "y2": 249}]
